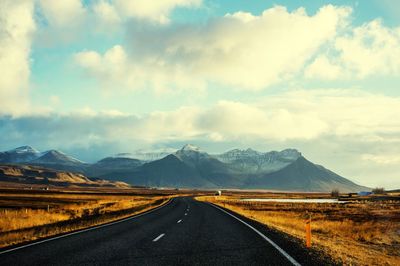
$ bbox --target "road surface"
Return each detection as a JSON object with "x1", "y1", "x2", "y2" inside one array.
[{"x1": 0, "y1": 197, "x2": 321, "y2": 265}]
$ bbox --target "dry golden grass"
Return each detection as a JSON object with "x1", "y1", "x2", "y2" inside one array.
[
  {"x1": 0, "y1": 191, "x2": 174, "y2": 248},
  {"x1": 197, "y1": 195, "x2": 400, "y2": 266}
]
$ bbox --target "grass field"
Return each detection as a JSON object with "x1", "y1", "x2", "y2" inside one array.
[
  {"x1": 0, "y1": 186, "x2": 186, "y2": 248},
  {"x1": 198, "y1": 192, "x2": 400, "y2": 266}
]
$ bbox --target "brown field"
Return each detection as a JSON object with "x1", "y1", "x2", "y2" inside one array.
[
  {"x1": 0, "y1": 186, "x2": 192, "y2": 248},
  {"x1": 197, "y1": 192, "x2": 400, "y2": 266}
]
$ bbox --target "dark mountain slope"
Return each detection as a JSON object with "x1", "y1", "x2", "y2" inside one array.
[
  {"x1": 0, "y1": 145, "x2": 369, "y2": 192},
  {"x1": 85, "y1": 157, "x2": 142, "y2": 177},
  {"x1": 30, "y1": 150, "x2": 88, "y2": 173},
  {"x1": 97, "y1": 155, "x2": 214, "y2": 188},
  {"x1": 0, "y1": 146, "x2": 42, "y2": 163},
  {"x1": 246, "y1": 156, "x2": 368, "y2": 192},
  {"x1": 136, "y1": 154, "x2": 211, "y2": 187}
]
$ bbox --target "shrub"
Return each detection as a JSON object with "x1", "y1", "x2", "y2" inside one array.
[
  {"x1": 372, "y1": 187, "x2": 385, "y2": 194},
  {"x1": 331, "y1": 189, "x2": 340, "y2": 197}
]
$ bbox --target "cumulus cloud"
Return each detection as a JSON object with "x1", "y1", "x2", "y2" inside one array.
[
  {"x1": 304, "y1": 55, "x2": 343, "y2": 80},
  {"x1": 92, "y1": 0, "x2": 121, "y2": 25},
  {"x1": 35, "y1": 0, "x2": 202, "y2": 47},
  {"x1": 75, "y1": 4, "x2": 400, "y2": 90},
  {"x1": 38, "y1": 0, "x2": 201, "y2": 30},
  {"x1": 39, "y1": 0, "x2": 86, "y2": 28},
  {"x1": 0, "y1": 0, "x2": 35, "y2": 116},
  {"x1": 113, "y1": 0, "x2": 202, "y2": 24},
  {"x1": 74, "y1": 45, "x2": 136, "y2": 89},
  {"x1": 2, "y1": 89, "x2": 399, "y2": 145},
  {"x1": 195, "y1": 101, "x2": 329, "y2": 141},
  {"x1": 75, "y1": 5, "x2": 351, "y2": 92},
  {"x1": 362, "y1": 154, "x2": 400, "y2": 165},
  {"x1": 305, "y1": 19, "x2": 400, "y2": 79}
]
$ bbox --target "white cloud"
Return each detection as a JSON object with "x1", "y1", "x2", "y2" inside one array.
[
  {"x1": 193, "y1": 89, "x2": 400, "y2": 142},
  {"x1": 75, "y1": 5, "x2": 351, "y2": 92},
  {"x1": 74, "y1": 45, "x2": 136, "y2": 89},
  {"x1": 362, "y1": 154, "x2": 400, "y2": 165},
  {"x1": 196, "y1": 101, "x2": 329, "y2": 141},
  {"x1": 36, "y1": 0, "x2": 202, "y2": 37},
  {"x1": 336, "y1": 19, "x2": 400, "y2": 77},
  {"x1": 8, "y1": 89, "x2": 398, "y2": 144},
  {"x1": 305, "y1": 19, "x2": 400, "y2": 80},
  {"x1": 304, "y1": 55, "x2": 343, "y2": 80},
  {"x1": 39, "y1": 0, "x2": 86, "y2": 28},
  {"x1": 114, "y1": 0, "x2": 202, "y2": 24},
  {"x1": 93, "y1": 0, "x2": 121, "y2": 25},
  {"x1": 0, "y1": 0, "x2": 35, "y2": 116}
]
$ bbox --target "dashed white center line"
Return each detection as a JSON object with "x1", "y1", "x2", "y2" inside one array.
[
  {"x1": 152, "y1": 233, "x2": 165, "y2": 242},
  {"x1": 184, "y1": 213, "x2": 187, "y2": 216},
  {"x1": 177, "y1": 219, "x2": 182, "y2": 223}
]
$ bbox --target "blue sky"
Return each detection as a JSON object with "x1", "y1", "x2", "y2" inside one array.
[{"x1": 1, "y1": 0, "x2": 400, "y2": 188}]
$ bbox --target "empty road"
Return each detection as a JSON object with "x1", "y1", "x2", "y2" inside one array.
[{"x1": 0, "y1": 197, "x2": 321, "y2": 265}]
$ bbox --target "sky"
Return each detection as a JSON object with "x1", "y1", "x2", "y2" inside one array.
[{"x1": 1, "y1": 0, "x2": 400, "y2": 189}]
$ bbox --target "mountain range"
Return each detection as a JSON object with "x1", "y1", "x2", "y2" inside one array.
[{"x1": 0, "y1": 145, "x2": 369, "y2": 192}]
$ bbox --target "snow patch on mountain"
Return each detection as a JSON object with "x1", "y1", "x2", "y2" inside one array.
[
  {"x1": 181, "y1": 144, "x2": 200, "y2": 152},
  {"x1": 174, "y1": 144, "x2": 212, "y2": 167},
  {"x1": 113, "y1": 148, "x2": 176, "y2": 162},
  {"x1": 32, "y1": 150, "x2": 85, "y2": 165},
  {"x1": 0, "y1": 146, "x2": 43, "y2": 163},
  {"x1": 10, "y1": 146, "x2": 41, "y2": 154},
  {"x1": 215, "y1": 148, "x2": 301, "y2": 174}
]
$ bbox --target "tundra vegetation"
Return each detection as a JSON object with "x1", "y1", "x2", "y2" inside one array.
[
  {"x1": 198, "y1": 191, "x2": 400, "y2": 266},
  {"x1": 0, "y1": 187, "x2": 180, "y2": 248}
]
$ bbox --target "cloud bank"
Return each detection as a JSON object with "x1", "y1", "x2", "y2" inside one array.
[
  {"x1": 75, "y1": 5, "x2": 351, "y2": 92},
  {"x1": 0, "y1": 0, "x2": 35, "y2": 116},
  {"x1": 74, "y1": 4, "x2": 400, "y2": 94},
  {"x1": 1, "y1": 89, "x2": 399, "y2": 148}
]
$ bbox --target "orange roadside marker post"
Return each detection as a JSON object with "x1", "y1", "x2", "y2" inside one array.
[{"x1": 305, "y1": 215, "x2": 312, "y2": 248}]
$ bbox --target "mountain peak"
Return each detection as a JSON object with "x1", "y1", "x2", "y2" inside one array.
[
  {"x1": 180, "y1": 144, "x2": 200, "y2": 152},
  {"x1": 279, "y1": 149, "x2": 301, "y2": 159},
  {"x1": 10, "y1": 146, "x2": 40, "y2": 154},
  {"x1": 33, "y1": 149, "x2": 84, "y2": 164}
]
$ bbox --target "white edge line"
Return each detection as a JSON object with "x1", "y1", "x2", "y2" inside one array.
[
  {"x1": 0, "y1": 198, "x2": 173, "y2": 256},
  {"x1": 152, "y1": 233, "x2": 165, "y2": 242},
  {"x1": 208, "y1": 203, "x2": 301, "y2": 266}
]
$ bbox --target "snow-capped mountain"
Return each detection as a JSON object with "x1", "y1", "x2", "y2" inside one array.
[
  {"x1": 179, "y1": 144, "x2": 200, "y2": 152},
  {"x1": 12, "y1": 146, "x2": 40, "y2": 154},
  {"x1": 31, "y1": 150, "x2": 84, "y2": 165},
  {"x1": 174, "y1": 144, "x2": 211, "y2": 166},
  {"x1": 0, "y1": 144, "x2": 369, "y2": 192},
  {"x1": 0, "y1": 146, "x2": 86, "y2": 173},
  {"x1": 215, "y1": 148, "x2": 301, "y2": 174},
  {"x1": 0, "y1": 146, "x2": 43, "y2": 163},
  {"x1": 85, "y1": 156, "x2": 142, "y2": 177},
  {"x1": 113, "y1": 148, "x2": 174, "y2": 162}
]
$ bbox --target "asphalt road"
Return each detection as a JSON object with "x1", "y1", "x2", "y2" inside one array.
[{"x1": 0, "y1": 197, "x2": 309, "y2": 266}]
